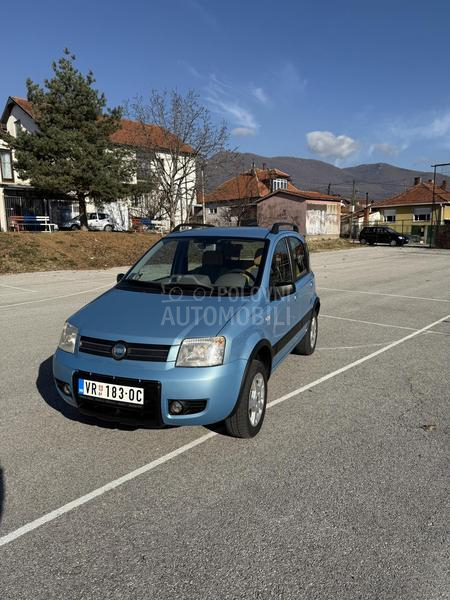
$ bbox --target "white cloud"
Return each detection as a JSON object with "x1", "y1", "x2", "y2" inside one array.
[
  {"x1": 306, "y1": 130, "x2": 359, "y2": 159},
  {"x1": 206, "y1": 74, "x2": 259, "y2": 136},
  {"x1": 369, "y1": 142, "x2": 402, "y2": 157},
  {"x1": 389, "y1": 109, "x2": 450, "y2": 143},
  {"x1": 252, "y1": 86, "x2": 269, "y2": 106},
  {"x1": 231, "y1": 127, "x2": 256, "y2": 136}
]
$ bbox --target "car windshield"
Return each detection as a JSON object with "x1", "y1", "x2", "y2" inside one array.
[
  {"x1": 385, "y1": 227, "x2": 397, "y2": 234},
  {"x1": 119, "y1": 236, "x2": 268, "y2": 294}
]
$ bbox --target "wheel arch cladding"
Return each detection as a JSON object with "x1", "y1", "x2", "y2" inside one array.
[
  {"x1": 314, "y1": 297, "x2": 321, "y2": 314},
  {"x1": 250, "y1": 340, "x2": 273, "y2": 378}
]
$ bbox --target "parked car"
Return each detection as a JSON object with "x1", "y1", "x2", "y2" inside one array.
[
  {"x1": 53, "y1": 223, "x2": 320, "y2": 438},
  {"x1": 359, "y1": 226, "x2": 409, "y2": 246},
  {"x1": 62, "y1": 212, "x2": 115, "y2": 231}
]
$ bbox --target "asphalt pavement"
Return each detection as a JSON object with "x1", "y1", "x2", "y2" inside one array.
[{"x1": 0, "y1": 245, "x2": 449, "y2": 599}]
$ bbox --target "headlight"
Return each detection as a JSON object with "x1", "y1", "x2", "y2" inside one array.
[
  {"x1": 58, "y1": 322, "x2": 78, "y2": 354},
  {"x1": 176, "y1": 337, "x2": 226, "y2": 367}
]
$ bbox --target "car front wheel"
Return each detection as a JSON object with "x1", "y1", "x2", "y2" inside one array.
[
  {"x1": 70, "y1": 224, "x2": 80, "y2": 230},
  {"x1": 390, "y1": 239, "x2": 397, "y2": 246},
  {"x1": 360, "y1": 238, "x2": 367, "y2": 245},
  {"x1": 104, "y1": 224, "x2": 113, "y2": 231},
  {"x1": 225, "y1": 359, "x2": 267, "y2": 438}
]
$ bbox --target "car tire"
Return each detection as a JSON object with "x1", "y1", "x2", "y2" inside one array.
[
  {"x1": 390, "y1": 239, "x2": 397, "y2": 246},
  {"x1": 104, "y1": 225, "x2": 113, "y2": 231},
  {"x1": 70, "y1": 224, "x2": 80, "y2": 230},
  {"x1": 225, "y1": 359, "x2": 267, "y2": 438},
  {"x1": 360, "y1": 238, "x2": 367, "y2": 245},
  {"x1": 292, "y1": 310, "x2": 318, "y2": 356}
]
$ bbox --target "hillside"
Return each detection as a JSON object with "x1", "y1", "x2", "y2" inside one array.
[{"x1": 206, "y1": 152, "x2": 441, "y2": 200}]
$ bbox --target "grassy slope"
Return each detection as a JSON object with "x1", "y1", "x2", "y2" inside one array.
[
  {"x1": 0, "y1": 232, "x2": 353, "y2": 275},
  {"x1": 0, "y1": 232, "x2": 161, "y2": 274}
]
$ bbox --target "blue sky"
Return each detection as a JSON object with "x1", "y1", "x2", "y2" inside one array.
[{"x1": 5, "y1": 0, "x2": 450, "y2": 169}]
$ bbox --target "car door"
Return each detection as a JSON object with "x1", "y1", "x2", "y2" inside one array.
[
  {"x1": 378, "y1": 227, "x2": 389, "y2": 244},
  {"x1": 267, "y1": 238, "x2": 297, "y2": 366},
  {"x1": 287, "y1": 236, "x2": 314, "y2": 332},
  {"x1": 97, "y1": 213, "x2": 110, "y2": 229},
  {"x1": 87, "y1": 213, "x2": 98, "y2": 230}
]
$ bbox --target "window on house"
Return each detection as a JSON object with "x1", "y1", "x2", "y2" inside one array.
[
  {"x1": 383, "y1": 209, "x2": 396, "y2": 222},
  {"x1": 272, "y1": 178, "x2": 288, "y2": 192},
  {"x1": 413, "y1": 207, "x2": 431, "y2": 222},
  {"x1": 0, "y1": 150, "x2": 13, "y2": 181},
  {"x1": 208, "y1": 207, "x2": 218, "y2": 214},
  {"x1": 14, "y1": 120, "x2": 21, "y2": 137},
  {"x1": 136, "y1": 153, "x2": 152, "y2": 180}
]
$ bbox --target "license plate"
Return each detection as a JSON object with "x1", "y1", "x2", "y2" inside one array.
[{"x1": 78, "y1": 378, "x2": 144, "y2": 405}]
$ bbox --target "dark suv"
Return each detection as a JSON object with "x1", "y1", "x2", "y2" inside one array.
[{"x1": 359, "y1": 226, "x2": 409, "y2": 246}]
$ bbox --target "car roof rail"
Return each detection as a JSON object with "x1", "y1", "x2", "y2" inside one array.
[
  {"x1": 171, "y1": 223, "x2": 215, "y2": 232},
  {"x1": 270, "y1": 222, "x2": 299, "y2": 234}
]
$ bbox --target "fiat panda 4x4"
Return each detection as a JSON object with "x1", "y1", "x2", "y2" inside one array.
[{"x1": 53, "y1": 223, "x2": 320, "y2": 438}]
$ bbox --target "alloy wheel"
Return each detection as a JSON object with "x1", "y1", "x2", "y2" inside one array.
[{"x1": 248, "y1": 372, "x2": 265, "y2": 427}]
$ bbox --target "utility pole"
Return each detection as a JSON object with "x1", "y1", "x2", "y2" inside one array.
[
  {"x1": 327, "y1": 183, "x2": 331, "y2": 195},
  {"x1": 349, "y1": 179, "x2": 356, "y2": 241},
  {"x1": 200, "y1": 163, "x2": 206, "y2": 224},
  {"x1": 429, "y1": 162, "x2": 450, "y2": 247}
]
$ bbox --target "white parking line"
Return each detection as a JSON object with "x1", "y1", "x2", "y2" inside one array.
[
  {"x1": 0, "y1": 283, "x2": 37, "y2": 293},
  {"x1": 0, "y1": 284, "x2": 112, "y2": 310},
  {"x1": 1, "y1": 311, "x2": 448, "y2": 549},
  {"x1": 321, "y1": 313, "x2": 449, "y2": 336},
  {"x1": 321, "y1": 313, "x2": 417, "y2": 331},
  {"x1": 320, "y1": 287, "x2": 450, "y2": 303}
]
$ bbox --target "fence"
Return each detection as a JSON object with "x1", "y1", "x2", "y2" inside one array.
[{"x1": 344, "y1": 219, "x2": 440, "y2": 245}]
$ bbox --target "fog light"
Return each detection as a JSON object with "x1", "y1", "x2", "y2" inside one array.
[
  {"x1": 169, "y1": 400, "x2": 184, "y2": 415},
  {"x1": 63, "y1": 383, "x2": 71, "y2": 396}
]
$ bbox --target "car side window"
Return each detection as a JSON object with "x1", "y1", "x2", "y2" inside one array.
[
  {"x1": 270, "y1": 238, "x2": 293, "y2": 286},
  {"x1": 288, "y1": 237, "x2": 308, "y2": 280}
]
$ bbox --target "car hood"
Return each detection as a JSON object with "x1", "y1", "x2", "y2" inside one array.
[{"x1": 69, "y1": 287, "x2": 251, "y2": 345}]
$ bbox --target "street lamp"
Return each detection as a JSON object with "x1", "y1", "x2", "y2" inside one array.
[{"x1": 430, "y1": 162, "x2": 450, "y2": 248}]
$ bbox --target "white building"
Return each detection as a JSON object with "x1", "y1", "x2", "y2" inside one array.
[{"x1": 0, "y1": 96, "x2": 197, "y2": 231}]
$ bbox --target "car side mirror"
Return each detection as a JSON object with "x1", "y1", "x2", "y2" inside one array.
[
  {"x1": 116, "y1": 273, "x2": 124, "y2": 283},
  {"x1": 270, "y1": 282, "x2": 296, "y2": 300}
]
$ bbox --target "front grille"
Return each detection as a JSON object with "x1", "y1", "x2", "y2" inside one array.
[{"x1": 79, "y1": 336, "x2": 170, "y2": 362}]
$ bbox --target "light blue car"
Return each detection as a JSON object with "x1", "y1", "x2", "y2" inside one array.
[{"x1": 53, "y1": 223, "x2": 320, "y2": 438}]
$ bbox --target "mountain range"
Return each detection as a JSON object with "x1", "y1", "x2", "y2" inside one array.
[{"x1": 206, "y1": 152, "x2": 443, "y2": 201}]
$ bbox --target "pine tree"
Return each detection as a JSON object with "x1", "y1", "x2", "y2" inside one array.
[{"x1": 3, "y1": 50, "x2": 136, "y2": 228}]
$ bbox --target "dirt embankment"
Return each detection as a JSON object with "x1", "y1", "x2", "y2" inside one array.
[
  {"x1": 0, "y1": 231, "x2": 161, "y2": 274},
  {"x1": 0, "y1": 231, "x2": 354, "y2": 275}
]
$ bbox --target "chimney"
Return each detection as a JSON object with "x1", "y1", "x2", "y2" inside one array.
[
  {"x1": 442, "y1": 180, "x2": 447, "y2": 191},
  {"x1": 251, "y1": 161, "x2": 256, "y2": 175},
  {"x1": 427, "y1": 179, "x2": 433, "y2": 184},
  {"x1": 414, "y1": 176, "x2": 422, "y2": 186},
  {"x1": 262, "y1": 162, "x2": 266, "y2": 170}
]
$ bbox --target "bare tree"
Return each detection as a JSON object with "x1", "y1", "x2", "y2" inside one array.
[
  {"x1": 127, "y1": 90, "x2": 228, "y2": 228},
  {"x1": 204, "y1": 153, "x2": 260, "y2": 226}
]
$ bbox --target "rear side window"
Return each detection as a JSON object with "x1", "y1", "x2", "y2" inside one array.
[
  {"x1": 288, "y1": 237, "x2": 308, "y2": 279},
  {"x1": 270, "y1": 238, "x2": 293, "y2": 285}
]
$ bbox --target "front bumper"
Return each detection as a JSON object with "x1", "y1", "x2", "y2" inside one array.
[{"x1": 53, "y1": 348, "x2": 246, "y2": 426}]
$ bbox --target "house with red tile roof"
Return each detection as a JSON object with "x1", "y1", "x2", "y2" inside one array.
[
  {"x1": 370, "y1": 177, "x2": 450, "y2": 243},
  {"x1": 0, "y1": 96, "x2": 196, "y2": 231},
  {"x1": 204, "y1": 165, "x2": 341, "y2": 236}
]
